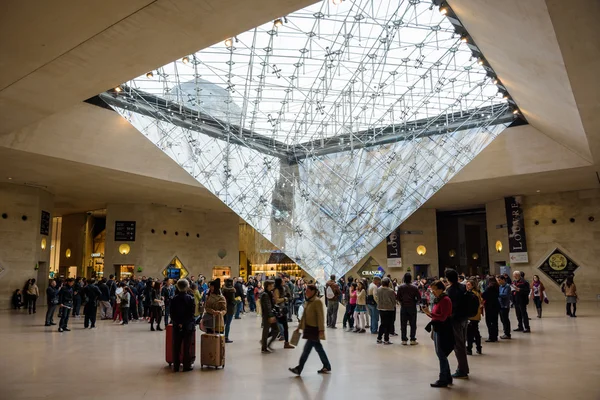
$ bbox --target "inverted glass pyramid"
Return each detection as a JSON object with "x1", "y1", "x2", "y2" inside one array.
[{"x1": 104, "y1": 0, "x2": 512, "y2": 281}]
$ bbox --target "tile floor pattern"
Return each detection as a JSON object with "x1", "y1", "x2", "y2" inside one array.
[{"x1": 1, "y1": 302, "x2": 599, "y2": 400}]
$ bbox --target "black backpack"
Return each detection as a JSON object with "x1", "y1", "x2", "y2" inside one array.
[{"x1": 463, "y1": 290, "x2": 480, "y2": 319}]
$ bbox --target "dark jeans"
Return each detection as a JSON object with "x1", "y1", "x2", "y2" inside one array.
[
  {"x1": 327, "y1": 300, "x2": 339, "y2": 327},
  {"x1": 130, "y1": 302, "x2": 139, "y2": 320},
  {"x1": 297, "y1": 339, "x2": 331, "y2": 373},
  {"x1": 485, "y1": 308, "x2": 499, "y2": 340},
  {"x1": 515, "y1": 302, "x2": 530, "y2": 330},
  {"x1": 247, "y1": 294, "x2": 256, "y2": 312},
  {"x1": 566, "y1": 303, "x2": 577, "y2": 316},
  {"x1": 173, "y1": 328, "x2": 194, "y2": 370},
  {"x1": 72, "y1": 296, "x2": 82, "y2": 316},
  {"x1": 27, "y1": 295, "x2": 37, "y2": 313},
  {"x1": 467, "y1": 320, "x2": 481, "y2": 351},
  {"x1": 45, "y1": 304, "x2": 57, "y2": 324},
  {"x1": 534, "y1": 296, "x2": 543, "y2": 317},
  {"x1": 164, "y1": 304, "x2": 170, "y2": 326},
  {"x1": 367, "y1": 304, "x2": 379, "y2": 333},
  {"x1": 499, "y1": 308, "x2": 511, "y2": 336},
  {"x1": 452, "y1": 319, "x2": 469, "y2": 374},
  {"x1": 343, "y1": 304, "x2": 356, "y2": 328},
  {"x1": 150, "y1": 306, "x2": 163, "y2": 329},
  {"x1": 224, "y1": 313, "x2": 233, "y2": 339},
  {"x1": 400, "y1": 307, "x2": 417, "y2": 341},
  {"x1": 84, "y1": 304, "x2": 97, "y2": 328},
  {"x1": 235, "y1": 301, "x2": 243, "y2": 318},
  {"x1": 434, "y1": 332, "x2": 452, "y2": 383},
  {"x1": 278, "y1": 316, "x2": 289, "y2": 342},
  {"x1": 121, "y1": 306, "x2": 129, "y2": 324},
  {"x1": 261, "y1": 319, "x2": 279, "y2": 350},
  {"x1": 59, "y1": 304, "x2": 71, "y2": 329},
  {"x1": 377, "y1": 310, "x2": 394, "y2": 341}
]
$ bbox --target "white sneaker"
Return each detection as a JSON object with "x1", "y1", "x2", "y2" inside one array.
[
  {"x1": 401, "y1": 341, "x2": 408, "y2": 345},
  {"x1": 410, "y1": 340, "x2": 418, "y2": 345}
]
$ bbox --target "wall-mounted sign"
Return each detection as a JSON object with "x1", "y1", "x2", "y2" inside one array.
[
  {"x1": 504, "y1": 196, "x2": 528, "y2": 263},
  {"x1": 91, "y1": 253, "x2": 103, "y2": 258},
  {"x1": 386, "y1": 229, "x2": 402, "y2": 268},
  {"x1": 40, "y1": 210, "x2": 50, "y2": 236},
  {"x1": 115, "y1": 221, "x2": 136, "y2": 242},
  {"x1": 537, "y1": 247, "x2": 580, "y2": 286}
]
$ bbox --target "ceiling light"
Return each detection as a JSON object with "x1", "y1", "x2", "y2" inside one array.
[
  {"x1": 439, "y1": 5, "x2": 448, "y2": 15},
  {"x1": 8, "y1": 177, "x2": 12, "y2": 180},
  {"x1": 492, "y1": 77, "x2": 499, "y2": 85},
  {"x1": 460, "y1": 34, "x2": 468, "y2": 43},
  {"x1": 512, "y1": 108, "x2": 519, "y2": 114},
  {"x1": 114, "y1": 86, "x2": 122, "y2": 92},
  {"x1": 477, "y1": 57, "x2": 485, "y2": 65},
  {"x1": 274, "y1": 18, "x2": 283, "y2": 27},
  {"x1": 536, "y1": 190, "x2": 541, "y2": 193},
  {"x1": 146, "y1": 71, "x2": 154, "y2": 78},
  {"x1": 332, "y1": 0, "x2": 343, "y2": 5},
  {"x1": 182, "y1": 56, "x2": 190, "y2": 65},
  {"x1": 225, "y1": 38, "x2": 233, "y2": 47}
]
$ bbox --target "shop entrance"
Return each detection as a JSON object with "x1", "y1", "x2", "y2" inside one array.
[
  {"x1": 413, "y1": 264, "x2": 429, "y2": 278},
  {"x1": 114, "y1": 264, "x2": 135, "y2": 280}
]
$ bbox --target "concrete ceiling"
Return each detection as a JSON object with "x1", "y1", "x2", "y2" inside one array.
[
  {"x1": 450, "y1": 0, "x2": 597, "y2": 163},
  {"x1": 0, "y1": 146, "x2": 229, "y2": 215},
  {"x1": 0, "y1": 0, "x2": 317, "y2": 135}
]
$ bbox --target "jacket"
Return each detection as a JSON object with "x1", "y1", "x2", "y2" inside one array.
[
  {"x1": 170, "y1": 292, "x2": 196, "y2": 330},
  {"x1": 46, "y1": 286, "x2": 59, "y2": 305},
  {"x1": 468, "y1": 291, "x2": 483, "y2": 321},
  {"x1": 498, "y1": 283, "x2": 511, "y2": 308},
  {"x1": 234, "y1": 281, "x2": 244, "y2": 298},
  {"x1": 204, "y1": 293, "x2": 226, "y2": 332},
  {"x1": 222, "y1": 285, "x2": 237, "y2": 316},
  {"x1": 27, "y1": 284, "x2": 39, "y2": 297},
  {"x1": 564, "y1": 283, "x2": 577, "y2": 297},
  {"x1": 58, "y1": 285, "x2": 74, "y2": 305},
  {"x1": 376, "y1": 286, "x2": 396, "y2": 311},
  {"x1": 161, "y1": 285, "x2": 175, "y2": 305},
  {"x1": 428, "y1": 294, "x2": 454, "y2": 357},
  {"x1": 530, "y1": 281, "x2": 546, "y2": 300},
  {"x1": 107, "y1": 280, "x2": 117, "y2": 298},
  {"x1": 260, "y1": 291, "x2": 275, "y2": 319},
  {"x1": 397, "y1": 283, "x2": 420, "y2": 309},
  {"x1": 356, "y1": 289, "x2": 366, "y2": 306},
  {"x1": 513, "y1": 279, "x2": 530, "y2": 305},
  {"x1": 325, "y1": 280, "x2": 341, "y2": 301},
  {"x1": 83, "y1": 284, "x2": 102, "y2": 307},
  {"x1": 482, "y1": 286, "x2": 500, "y2": 311},
  {"x1": 98, "y1": 282, "x2": 110, "y2": 302},
  {"x1": 299, "y1": 294, "x2": 325, "y2": 340},
  {"x1": 446, "y1": 283, "x2": 467, "y2": 321}
]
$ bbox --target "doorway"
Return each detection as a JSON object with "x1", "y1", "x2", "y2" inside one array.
[
  {"x1": 413, "y1": 264, "x2": 430, "y2": 278},
  {"x1": 114, "y1": 264, "x2": 135, "y2": 281}
]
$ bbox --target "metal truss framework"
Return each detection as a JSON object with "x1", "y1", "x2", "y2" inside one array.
[{"x1": 105, "y1": 0, "x2": 516, "y2": 281}]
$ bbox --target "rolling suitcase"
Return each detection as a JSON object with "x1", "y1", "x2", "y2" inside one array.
[
  {"x1": 165, "y1": 324, "x2": 196, "y2": 367},
  {"x1": 200, "y1": 317, "x2": 225, "y2": 369}
]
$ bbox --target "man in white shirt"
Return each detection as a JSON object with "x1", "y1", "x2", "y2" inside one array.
[{"x1": 367, "y1": 276, "x2": 381, "y2": 334}]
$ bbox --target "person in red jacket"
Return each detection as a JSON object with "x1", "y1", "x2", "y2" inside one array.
[{"x1": 423, "y1": 280, "x2": 455, "y2": 388}]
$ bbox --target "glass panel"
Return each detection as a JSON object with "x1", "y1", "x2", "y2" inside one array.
[{"x1": 107, "y1": 0, "x2": 512, "y2": 281}]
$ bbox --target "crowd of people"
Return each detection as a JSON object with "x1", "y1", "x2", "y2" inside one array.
[{"x1": 12, "y1": 268, "x2": 579, "y2": 386}]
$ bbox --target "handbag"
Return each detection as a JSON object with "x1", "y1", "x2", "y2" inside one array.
[{"x1": 290, "y1": 329, "x2": 301, "y2": 346}]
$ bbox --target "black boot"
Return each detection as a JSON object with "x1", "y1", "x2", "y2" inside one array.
[{"x1": 537, "y1": 308, "x2": 542, "y2": 318}]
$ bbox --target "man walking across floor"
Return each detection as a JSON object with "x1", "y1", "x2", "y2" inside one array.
[
  {"x1": 325, "y1": 275, "x2": 342, "y2": 328},
  {"x1": 367, "y1": 276, "x2": 381, "y2": 334},
  {"x1": 397, "y1": 272, "x2": 420, "y2": 345},
  {"x1": 289, "y1": 284, "x2": 331, "y2": 375},
  {"x1": 58, "y1": 278, "x2": 74, "y2": 332},
  {"x1": 376, "y1": 277, "x2": 396, "y2": 345},
  {"x1": 445, "y1": 269, "x2": 470, "y2": 379},
  {"x1": 512, "y1": 271, "x2": 531, "y2": 333}
]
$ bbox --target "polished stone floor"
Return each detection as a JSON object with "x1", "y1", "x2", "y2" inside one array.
[{"x1": 2, "y1": 302, "x2": 599, "y2": 400}]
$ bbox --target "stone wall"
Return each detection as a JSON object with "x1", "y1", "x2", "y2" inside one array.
[
  {"x1": 0, "y1": 184, "x2": 53, "y2": 309},
  {"x1": 510, "y1": 189, "x2": 600, "y2": 300},
  {"x1": 105, "y1": 204, "x2": 239, "y2": 280},
  {"x1": 345, "y1": 209, "x2": 439, "y2": 280}
]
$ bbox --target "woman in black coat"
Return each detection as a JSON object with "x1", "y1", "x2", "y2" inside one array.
[{"x1": 482, "y1": 276, "x2": 500, "y2": 342}]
